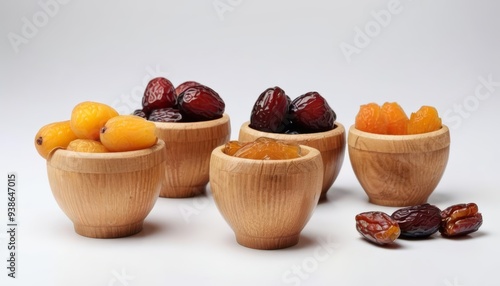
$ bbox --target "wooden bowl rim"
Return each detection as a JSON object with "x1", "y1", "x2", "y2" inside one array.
[
  {"x1": 239, "y1": 121, "x2": 345, "y2": 140},
  {"x1": 47, "y1": 140, "x2": 166, "y2": 173},
  {"x1": 211, "y1": 144, "x2": 321, "y2": 165},
  {"x1": 154, "y1": 113, "x2": 229, "y2": 130},
  {"x1": 348, "y1": 125, "x2": 450, "y2": 153}
]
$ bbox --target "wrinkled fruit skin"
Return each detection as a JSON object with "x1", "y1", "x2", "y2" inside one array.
[
  {"x1": 132, "y1": 109, "x2": 148, "y2": 119},
  {"x1": 148, "y1": 108, "x2": 183, "y2": 122},
  {"x1": 355, "y1": 211, "x2": 400, "y2": 245},
  {"x1": 175, "y1": 81, "x2": 201, "y2": 95},
  {"x1": 178, "y1": 86, "x2": 225, "y2": 121},
  {"x1": 391, "y1": 203, "x2": 441, "y2": 239},
  {"x1": 440, "y1": 203, "x2": 483, "y2": 237},
  {"x1": 290, "y1": 92, "x2": 336, "y2": 133},
  {"x1": 249, "y1": 86, "x2": 291, "y2": 133},
  {"x1": 142, "y1": 77, "x2": 177, "y2": 114}
]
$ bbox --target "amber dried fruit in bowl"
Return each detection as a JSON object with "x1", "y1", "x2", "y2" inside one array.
[{"x1": 226, "y1": 137, "x2": 301, "y2": 160}]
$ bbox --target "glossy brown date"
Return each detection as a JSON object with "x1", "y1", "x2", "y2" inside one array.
[
  {"x1": 439, "y1": 203, "x2": 483, "y2": 237},
  {"x1": 391, "y1": 203, "x2": 441, "y2": 239},
  {"x1": 355, "y1": 211, "x2": 400, "y2": 245}
]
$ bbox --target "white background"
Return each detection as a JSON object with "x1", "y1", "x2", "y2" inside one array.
[{"x1": 1, "y1": 0, "x2": 500, "y2": 285}]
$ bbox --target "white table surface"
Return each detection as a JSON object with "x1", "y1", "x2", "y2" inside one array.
[{"x1": 1, "y1": 1, "x2": 499, "y2": 285}]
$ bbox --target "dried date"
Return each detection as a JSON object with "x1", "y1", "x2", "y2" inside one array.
[
  {"x1": 439, "y1": 203, "x2": 483, "y2": 237},
  {"x1": 355, "y1": 211, "x2": 400, "y2": 245},
  {"x1": 391, "y1": 203, "x2": 441, "y2": 239}
]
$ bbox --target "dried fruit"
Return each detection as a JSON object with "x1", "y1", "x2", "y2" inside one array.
[
  {"x1": 178, "y1": 86, "x2": 225, "y2": 121},
  {"x1": 70, "y1": 101, "x2": 119, "y2": 140},
  {"x1": 100, "y1": 115, "x2": 157, "y2": 152},
  {"x1": 35, "y1": 120, "x2": 78, "y2": 159},
  {"x1": 391, "y1": 203, "x2": 441, "y2": 238},
  {"x1": 440, "y1": 203, "x2": 483, "y2": 237},
  {"x1": 355, "y1": 211, "x2": 400, "y2": 245},
  {"x1": 249, "y1": 86, "x2": 290, "y2": 133},
  {"x1": 66, "y1": 139, "x2": 108, "y2": 153},
  {"x1": 354, "y1": 103, "x2": 388, "y2": 134},
  {"x1": 149, "y1": 108, "x2": 183, "y2": 122},
  {"x1": 132, "y1": 109, "x2": 148, "y2": 119},
  {"x1": 407, "y1": 106, "x2": 442, "y2": 134},
  {"x1": 223, "y1": 140, "x2": 247, "y2": 156},
  {"x1": 290, "y1": 92, "x2": 336, "y2": 133},
  {"x1": 142, "y1": 77, "x2": 177, "y2": 114},
  {"x1": 381, "y1": 102, "x2": 409, "y2": 135},
  {"x1": 175, "y1": 81, "x2": 201, "y2": 95},
  {"x1": 231, "y1": 137, "x2": 301, "y2": 160}
]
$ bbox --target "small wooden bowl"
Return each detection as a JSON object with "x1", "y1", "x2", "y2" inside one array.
[
  {"x1": 238, "y1": 121, "x2": 345, "y2": 200},
  {"x1": 154, "y1": 114, "x2": 231, "y2": 198},
  {"x1": 348, "y1": 125, "x2": 450, "y2": 207},
  {"x1": 46, "y1": 140, "x2": 166, "y2": 238},
  {"x1": 209, "y1": 145, "x2": 323, "y2": 250}
]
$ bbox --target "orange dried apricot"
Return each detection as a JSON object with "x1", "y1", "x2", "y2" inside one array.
[
  {"x1": 381, "y1": 102, "x2": 409, "y2": 135},
  {"x1": 407, "y1": 106, "x2": 442, "y2": 134},
  {"x1": 223, "y1": 140, "x2": 247, "y2": 156},
  {"x1": 355, "y1": 103, "x2": 387, "y2": 134},
  {"x1": 100, "y1": 115, "x2": 157, "y2": 152},
  {"x1": 67, "y1": 139, "x2": 108, "y2": 153},
  {"x1": 231, "y1": 137, "x2": 301, "y2": 160},
  {"x1": 70, "y1": 101, "x2": 118, "y2": 140},
  {"x1": 35, "y1": 120, "x2": 78, "y2": 159}
]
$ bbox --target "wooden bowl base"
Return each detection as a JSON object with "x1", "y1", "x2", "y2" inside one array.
[
  {"x1": 73, "y1": 220, "x2": 144, "y2": 238},
  {"x1": 235, "y1": 233, "x2": 300, "y2": 250}
]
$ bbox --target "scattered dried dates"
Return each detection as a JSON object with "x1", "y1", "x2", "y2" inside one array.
[
  {"x1": 440, "y1": 203, "x2": 483, "y2": 237},
  {"x1": 355, "y1": 211, "x2": 400, "y2": 245},
  {"x1": 391, "y1": 203, "x2": 441, "y2": 239},
  {"x1": 355, "y1": 202, "x2": 483, "y2": 245}
]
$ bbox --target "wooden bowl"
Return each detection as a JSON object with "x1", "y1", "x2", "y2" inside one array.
[
  {"x1": 154, "y1": 114, "x2": 231, "y2": 198},
  {"x1": 46, "y1": 140, "x2": 166, "y2": 238},
  {"x1": 238, "y1": 121, "x2": 345, "y2": 200},
  {"x1": 348, "y1": 125, "x2": 450, "y2": 207},
  {"x1": 209, "y1": 145, "x2": 323, "y2": 250}
]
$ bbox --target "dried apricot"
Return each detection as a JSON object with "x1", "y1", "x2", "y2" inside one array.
[
  {"x1": 407, "y1": 106, "x2": 442, "y2": 134},
  {"x1": 232, "y1": 137, "x2": 301, "y2": 160},
  {"x1": 381, "y1": 102, "x2": 408, "y2": 135},
  {"x1": 35, "y1": 120, "x2": 78, "y2": 159},
  {"x1": 67, "y1": 139, "x2": 108, "y2": 153},
  {"x1": 223, "y1": 141, "x2": 247, "y2": 156},
  {"x1": 70, "y1": 101, "x2": 119, "y2": 140},
  {"x1": 100, "y1": 115, "x2": 157, "y2": 152},
  {"x1": 354, "y1": 103, "x2": 387, "y2": 134}
]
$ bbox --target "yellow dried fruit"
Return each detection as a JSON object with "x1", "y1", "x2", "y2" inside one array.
[
  {"x1": 70, "y1": 101, "x2": 118, "y2": 140},
  {"x1": 67, "y1": 139, "x2": 108, "y2": 153},
  {"x1": 100, "y1": 115, "x2": 157, "y2": 152},
  {"x1": 34, "y1": 120, "x2": 78, "y2": 159}
]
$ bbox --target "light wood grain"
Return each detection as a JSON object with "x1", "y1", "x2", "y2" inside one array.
[
  {"x1": 154, "y1": 114, "x2": 231, "y2": 198},
  {"x1": 238, "y1": 121, "x2": 345, "y2": 200},
  {"x1": 209, "y1": 145, "x2": 323, "y2": 250},
  {"x1": 46, "y1": 140, "x2": 166, "y2": 238},
  {"x1": 348, "y1": 125, "x2": 450, "y2": 207}
]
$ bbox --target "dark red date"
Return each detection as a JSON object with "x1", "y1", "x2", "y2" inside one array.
[
  {"x1": 142, "y1": 77, "x2": 177, "y2": 114},
  {"x1": 249, "y1": 86, "x2": 291, "y2": 133},
  {"x1": 440, "y1": 203, "x2": 483, "y2": 237},
  {"x1": 178, "y1": 86, "x2": 225, "y2": 121},
  {"x1": 391, "y1": 203, "x2": 441, "y2": 239},
  {"x1": 355, "y1": 211, "x2": 400, "y2": 245},
  {"x1": 290, "y1": 92, "x2": 336, "y2": 133}
]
